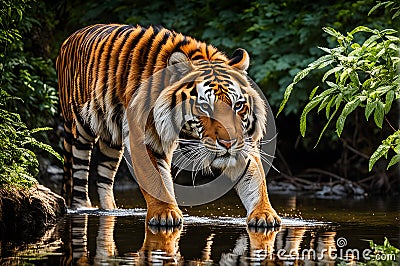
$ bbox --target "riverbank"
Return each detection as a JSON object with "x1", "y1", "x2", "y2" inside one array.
[{"x1": 0, "y1": 184, "x2": 66, "y2": 239}]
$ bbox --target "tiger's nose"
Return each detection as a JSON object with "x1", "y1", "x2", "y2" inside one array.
[{"x1": 217, "y1": 138, "x2": 237, "y2": 149}]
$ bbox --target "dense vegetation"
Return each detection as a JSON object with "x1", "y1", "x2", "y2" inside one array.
[
  {"x1": 0, "y1": 0, "x2": 61, "y2": 188},
  {"x1": 0, "y1": 0, "x2": 398, "y2": 192}
]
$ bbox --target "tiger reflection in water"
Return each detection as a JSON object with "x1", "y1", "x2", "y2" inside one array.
[{"x1": 62, "y1": 216, "x2": 337, "y2": 265}]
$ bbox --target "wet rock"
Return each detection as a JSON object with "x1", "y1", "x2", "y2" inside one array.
[{"x1": 0, "y1": 184, "x2": 66, "y2": 239}]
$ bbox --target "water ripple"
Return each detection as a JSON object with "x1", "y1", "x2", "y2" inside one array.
[{"x1": 66, "y1": 208, "x2": 328, "y2": 227}]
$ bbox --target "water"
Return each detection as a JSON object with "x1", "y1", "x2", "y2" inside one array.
[{"x1": 1, "y1": 188, "x2": 399, "y2": 265}]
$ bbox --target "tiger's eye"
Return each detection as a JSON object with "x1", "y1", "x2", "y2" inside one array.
[
  {"x1": 234, "y1": 102, "x2": 243, "y2": 110},
  {"x1": 201, "y1": 103, "x2": 209, "y2": 110}
]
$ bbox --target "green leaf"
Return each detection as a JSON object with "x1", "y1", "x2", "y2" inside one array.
[
  {"x1": 373, "y1": 101, "x2": 385, "y2": 128},
  {"x1": 318, "y1": 46, "x2": 332, "y2": 54},
  {"x1": 349, "y1": 71, "x2": 361, "y2": 87},
  {"x1": 380, "y1": 29, "x2": 398, "y2": 35},
  {"x1": 308, "y1": 54, "x2": 334, "y2": 67},
  {"x1": 368, "y1": 1, "x2": 391, "y2": 16},
  {"x1": 385, "y1": 90, "x2": 395, "y2": 114},
  {"x1": 350, "y1": 26, "x2": 374, "y2": 34},
  {"x1": 322, "y1": 66, "x2": 343, "y2": 82},
  {"x1": 326, "y1": 95, "x2": 337, "y2": 119},
  {"x1": 369, "y1": 143, "x2": 390, "y2": 171},
  {"x1": 365, "y1": 100, "x2": 377, "y2": 121},
  {"x1": 293, "y1": 66, "x2": 313, "y2": 83},
  {"x1": 317, "y1": 59, "x2": 335, "y2": 69},
  {"x1": 315, "y1": 106, "x2": 339, "y2": 147},
  {"x1": 339, "y1": 68, "x2": 352, "y2": 84},
  {"x1": 363, "y1": 34, "x2": 381, "y2": 47},
  {"x1": 300, "y1": 97, "x2": 323, "y2": 137},
  {"x1": 277, "y1": 83, "x2": 294, "y2": 116},
  {"x1": 323, "y1": 27, "x2": 341, "y2": 38},
  {"x1": 392, "y1": 9, "x2": 400, "y2": 19},
  {"x1": 309, "y1": 86, "x2": 319, "y2": 100},
  {"x1": 318, "y1": 95, "x2": 331, "y2": 113},
  {"x1": 387, "y1": 154, "x2": 400, "y2": 170},
  {"x1": 336, "y1": 98, "x2": 361, "y2": 137}
]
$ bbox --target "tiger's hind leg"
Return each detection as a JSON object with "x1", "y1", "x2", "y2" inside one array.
[
  {"x1": 71, "y1": 120, "x2": 97, "y2": 208},
  {"x1": 62, "y1": 121, "x2": 73, "y2": 207},
  {"x1": 96, "y1": 139, "x2": 123, "y2": 209}
]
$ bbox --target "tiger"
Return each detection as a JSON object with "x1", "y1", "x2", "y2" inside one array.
[{"x1": 56, "y1": 24, "x2": 281, "y2": 227}]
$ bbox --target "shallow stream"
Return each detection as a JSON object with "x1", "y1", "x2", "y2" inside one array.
[{"x1": 1, "y1": 188, "x2": 399, "y2": 265}]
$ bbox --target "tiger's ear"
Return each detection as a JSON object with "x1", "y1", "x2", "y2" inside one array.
[
  {"x1": 168, "y1": 52, "x2": 193, "y2": 76},
  {"x1": 228, "y1": 48, "x2": 249, "y2": 71}
]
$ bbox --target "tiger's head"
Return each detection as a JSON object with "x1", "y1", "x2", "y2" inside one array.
[{"x1": 151, "y1": 48, "x2": 267, "y2": 175}]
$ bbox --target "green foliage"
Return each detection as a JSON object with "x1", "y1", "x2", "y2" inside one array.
[
  {"x1": 0, "y1": 0, "x2": 62, "y2": 188},
  {"x1": 339, "y1": 238, "x2": 399, "y2": 265},
  {"x1": 279, "y1": 19, "x2": 400, "y2": 171},
  {"x1": 0, "y1": 91, "x2": 62, "y2": 188},
  {"x1": 0, "y1": 0, "x2": 58, "y2": 127},
  {"x1": 369, "y1": 130, "x2": 400, "y2": 171},
  {"x1": 366, "y1": 237, "x2": 400, "y2": 265}
]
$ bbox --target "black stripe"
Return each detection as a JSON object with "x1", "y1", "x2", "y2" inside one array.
[
  {"x1": 192, "y1": 54, "x2": 204, "y2": 60},
  {"x1": 205, "y1": 45, "x2": 210, "y2": 59},
  {"x1": 102, "y1": 26, "x2": 122, "y2": 112},
  {"x1": 97, "y1": 176, "x2": 113, "y2": 185},
  {"x1": 74, "y1": 140, "x2": 93, "y2": 150},
  {"x1": 73, "y1": 157, "x2": 90, "y2": 167},
  {"x1": 157, "y1": 161, "x2": 168, "y2": 170},
  {"x1": 148, "y1": 146, "x2": 166, "y2": 160},
  {"x1": 98, "y1": 162, "x2": 118, "y2": 171},
  {"x1": 247, "y1": 115, "x2": 257, "y2": 136},
  {"x1": 122, "y1": 28, "x2": 146, "y2": 89},
  {"x1": 112, "y1": 27, "x2": 132, "y2": 85},
  {"x1": 144, "y1": 31, "x2": 171, "y2": 110},
  {"x1": 72, "y1": 190, "x2": 87, "y2": 200},
  {"x1": 73, "y1": 178, "x2": 88, "y2": 187},
  {"x1": 98, "y1": 151, "x2": 121, "y2": 163}
]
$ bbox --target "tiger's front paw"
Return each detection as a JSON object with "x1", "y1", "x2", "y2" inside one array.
[
  {"x1": 247, "y1": 206, "x2": 281, "y2": 227},
  {"x1": 147, "y1": 204, "x2": 183, "y2": 226}
]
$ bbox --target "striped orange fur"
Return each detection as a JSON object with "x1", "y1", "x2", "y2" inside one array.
[{"x1": 57, "y1": 24, "x2": 280, "y2": 227}]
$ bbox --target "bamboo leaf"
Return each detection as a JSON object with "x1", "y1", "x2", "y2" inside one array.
[{"x1": 336, "y1": 98, "x2": 361, "y2": 136}]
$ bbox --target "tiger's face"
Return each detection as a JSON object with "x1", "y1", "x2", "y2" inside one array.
[
  {"x1": 179, "y1": 78, "x2": 249, "y2": 171},
  {"x1": 153, "y1": 49, "x2": 267, "y2": 174}
]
